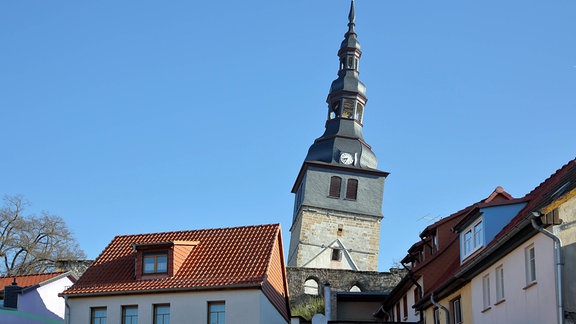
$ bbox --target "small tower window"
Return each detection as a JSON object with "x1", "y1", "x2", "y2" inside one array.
[
  {"x1": 331, "y1": 248, "x2": 342, "y2": 261},
  {"x1": 342, "y1": 99, "x2": 355, "y2": 118},
  {"x1": 330, "y1": 101, "x2": 341, "y2": 119},
  {"x1": 350, "y1": 285, "x2": 361, "y2": 292},
  {"x1": 346, "y1": 179, "x2": 358, "y2": 200},
  {"x1": 337, "y1": 224, "x2": 343, "y2": 236},
  {"x1": 329, "y1": 176, "x2": 342, "y2": 198},
  {"x1": 355, "y1": 102, "x2": 364, "y2": 123},
  {"x1": 346, "y1": 55, "x2": 357, "y2": 70}
]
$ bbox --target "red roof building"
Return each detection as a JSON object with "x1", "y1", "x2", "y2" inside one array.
[{"x1": 62, "y1": 223, "x2": 290, "y2": 324}]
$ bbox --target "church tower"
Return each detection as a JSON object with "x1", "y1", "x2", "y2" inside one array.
[{"x1": 287, "y1": 0, "x2": 388, "y2": 272}]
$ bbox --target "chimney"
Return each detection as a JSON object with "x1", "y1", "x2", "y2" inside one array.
[{"x1": 4, "y1": 278, "x2": 22, "y2": 309}]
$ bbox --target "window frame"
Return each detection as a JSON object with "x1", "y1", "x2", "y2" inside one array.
[
  {"x1": 122, "y1": 305, "x2": 138, "y2": 324},
  {"x1": 331, "y1": 248, "x2": 342, "y2": 261},
  {"x1": 143, "y1": 252, "x2": 168, "y2": 275},
  {"x1": 525, "y1": 244, "x2": 536, "y2": 285},
  {"x1": 329, "y1": 176, "x2": 342, "y2": 198},
  {"x1": 208, "y1": 301, "x2": 225, "y2": 324},
  {"x1": 345, "y1": 178, "x2": 358, "y2": 200},
  {"x1": 461, "y1": 219, "x2": 484, "y2": 259},
  {"x1": 482, "y1": 274, "x2": 491, "y2": 310},
  {"x1": 495, "y1": 265, "x2": 505, "y2": 302},
  {"x1": 402, "y1": 294, "x2": 408, "y2": 320},
  {"x1": 451, "y1": 297, "x2": 462, "y2": 324},
  {"x1": 91, "y1": 307, "x2": 107, "y2": 324},
  {"x1": 433, "y1": 307, "x2": 440, "y2": 324},
  {"x1": 153, "y1": 304, "x2": 170, "y2": 324}
]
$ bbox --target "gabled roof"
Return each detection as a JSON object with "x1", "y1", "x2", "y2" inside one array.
[
  {"x1": 62, "y1": 224, "x2": 290, "y2": 319},
  {"x1": 0, "y1": 272, "x2": 71, "y2": 290},
  {"x1": 419, "y1": 158, "x2": 576, "y2": 308}
]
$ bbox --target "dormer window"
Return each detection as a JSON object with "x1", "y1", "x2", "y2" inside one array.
[
  {"x1": 143, "y1": 252, "x2": 168, "y2": 274},
  {"x1": 461, "y1": 219, "x2": 484, "y2": 260},
  {"x1": 133, "y1": 241, "x2": 198, "y2": 280}
]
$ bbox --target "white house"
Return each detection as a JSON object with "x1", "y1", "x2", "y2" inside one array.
[
  {"x1": 0, "y1": 272, "x2": 76, "y2": 324},
  {"x1": 61, "y1": 224, "x2": 291, "y2": 324}
]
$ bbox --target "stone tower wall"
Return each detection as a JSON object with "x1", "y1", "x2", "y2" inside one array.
[{"x1": 288, "y1": 207, "x2": 381, "y2": 271}]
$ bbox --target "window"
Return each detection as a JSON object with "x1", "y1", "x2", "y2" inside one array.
[
  {"x1": 208, "y1": 302, "x2": 225, "y2": 324},
  {"x1": 329, "y1": 176, "x2": 342, "y2": 198},
  {"x1": 433, "y1": 308, "x2": 440, "y2": 324},
  {"x1": 143, "y1": 252, "x2": 168, "y2": 274},
  {"x1": 350, "y1": 285, "x2": 361, "y2": 292},
  {"x1": 342, "y1": 99, "x2": 355, "y2": 118},
  {"x1": 482, "y1": 274, "x2": 491, "y2": 309},
  {"x1": 91, "y1": 307, "x2": 107, "y2": 324},
  {"x1": 395, "y1": 303, "x2": 400, "y2": 322},
  {"x1": 525, "y1": 245, "x2": 536, "y2": 285},
  {"x1": 331, "y1": 248, "x2": 342, "y2": 261},
  {"x1": 337, "y1": 224, "x2": 343, "y2": 236},
  {"x1": 304, "y1": 278, "x2": 319, "y2": 295},
  {"x1": 462, "y1": 220, "x2": 484, "y2": 258},
  {"x1": 413, "y1": 287, "x2": 420, "y2": 304},
  {"x1": 402, "y1": 295, "x2": 408, "y2": 319},
  {"x1": 496, "y1": 266, "x2": 505, "y2": 302},
  {"x1": 345, "y1": 179, "x2": 358, "y2": 200},
  {"x1": 355, "y1": 103, "x2": 364, "y2": 123},
  {"x1": 154, "y1": 304, "x2": 170, "y2": 324},
  {"x1": 451, "y1": 297, "x2": 462, "y2": 324},
  {"x1": 122, "y1": 306, "x2": 138, "y2": 324}
]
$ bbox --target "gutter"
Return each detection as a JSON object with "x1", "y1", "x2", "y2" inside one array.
[{"x1": 531, "y1": 212, "x2": 564, "y2": 324}]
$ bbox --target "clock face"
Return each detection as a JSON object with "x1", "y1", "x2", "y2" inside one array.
[{"x1": 340, "y1": 152, "x2": 354, "y2": 165}]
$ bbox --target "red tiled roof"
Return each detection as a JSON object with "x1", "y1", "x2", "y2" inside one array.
[
  {"x1": 63, "y1": 224, "x2": 283, "y2": 296},
  {"x1": 0, "y1": 272, "x2": 67, "y2": 289}
]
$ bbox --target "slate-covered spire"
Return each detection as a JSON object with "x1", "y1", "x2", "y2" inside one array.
[{"x1": 304, "y1": 0, "x2": 378, "y2": 170}]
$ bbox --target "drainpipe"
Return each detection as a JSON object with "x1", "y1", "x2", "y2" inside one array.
[
  {"x1": 531, "y1": 212, "x2": 564, "y2": 324},
  {"x1": 430, "y1": 292, "x2": 450, "y2": 324},
  {"x1": 64, "y1": 295, "x2": 70, "y2": 324},
  {"x1": 324, "y1": 283, "x2": 332, "y2": 321}
]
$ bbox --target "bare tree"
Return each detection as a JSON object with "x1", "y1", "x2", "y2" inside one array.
[{"x1": 0, "y1": 195, "x2": 86, "y2": 276}]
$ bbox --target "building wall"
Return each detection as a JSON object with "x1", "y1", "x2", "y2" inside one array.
[
  {"x1": 66, "y1": 289, "x2": 287, "y2": 324},
  {"x1": 556, "y1": 194, "x2": 576, "y2": 316},
  {"x1": 0, "y1": 276, "x2": 73, "y2": 324},
  {"x1": 288, "y1": 208, "x2": 380, "y2": 271},
  {"x1": 422, "y1": 283, "x2": 471, "y2": 324},
  {"x1": 470, "y1": 233, "x2": 557, "y2": 324},
  {"x1": 286, "y1": 267, "x2": 404, "y2": 315}
]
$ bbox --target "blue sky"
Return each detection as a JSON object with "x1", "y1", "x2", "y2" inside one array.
[{"x1": 1, "y1": 1, "x2": 575, "y2": 271}]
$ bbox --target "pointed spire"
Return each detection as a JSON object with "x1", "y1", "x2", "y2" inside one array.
[
  {"x1": 303, "y1": 0, "x2": 378, "y2": 170},
  {"x1": 347, "y1": 0, "x2": 356, "y2": 35}
]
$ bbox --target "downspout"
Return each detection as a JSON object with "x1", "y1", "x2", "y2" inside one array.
[
  {"x1": 64, "y1": 295, "x2": 70, "y2": 324},
  {"x1": 324, "y1": 283, "x2": 332, "y2": 321},
  {"x1": 531, "y1": 212, "x2": 564, "y2": 324},
  {"x1": 430, "y1": 292, "x2": 450, "y2": 324}
]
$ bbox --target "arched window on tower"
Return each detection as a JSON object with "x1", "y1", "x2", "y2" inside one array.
[
  {"x1": 342, "y1": 99, "x2": 355, "y2": 119},
  {"x1": 329, "y1": 176, "x2": 342, "y2": 198},
  {"x1": 355, "y1": 102, "x2": 364, "y2": 123},
  {"x1": 346, "y1": 179, "x2": 358, "y2": 200},
  {"x1": 304, "y1": 278, "x2": 319, "y2": 295},
  {"x1": 350, "y1": 285, "x2": 361, "y2": 292}
]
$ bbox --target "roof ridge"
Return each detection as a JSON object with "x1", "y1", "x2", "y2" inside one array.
[{"x1": 113, "y1": 223, "x2": 280, "y2": 239}]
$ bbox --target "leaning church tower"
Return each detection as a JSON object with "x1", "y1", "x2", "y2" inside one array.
[{"x1": 287, "y1": 0, "x2": 388, "y2": 273}]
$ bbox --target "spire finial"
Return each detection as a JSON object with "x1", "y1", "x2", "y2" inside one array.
[
  {"x1": 349, "y1": 0, "x2": 356, "y2": 24},
  {"x1": 346, "y1": 0, "x2": 356, "y2": 35}
]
